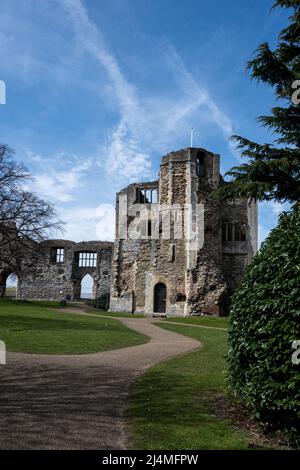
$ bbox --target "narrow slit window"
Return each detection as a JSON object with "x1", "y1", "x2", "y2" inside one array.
[
  {"x1": 151, "y1": 190, "x2": 158, "y2": 203},
  {"x1": 196, "y1": 152, "x2": 205, "y2": 176},
  {"x1": 171, "y1": 244, "x2": 175, "y2": 262},
  {"x1": 235, "y1": 223, "x2": 247, "y2": 242},
  {"x1": 222, "y1": 224, "x2": 226, "y2": 242},
  {"x1": 222, "y1": 223, "x2": 247, "y2": 242},
  {"x1": 148, "y1": 220, "x2": 152, "y2": 237},
  {"x1": 227, "y1": 223, "x2": 233, "y2": 241}
]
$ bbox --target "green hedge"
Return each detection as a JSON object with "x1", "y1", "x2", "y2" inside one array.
[{"x1": 228, "y1": 203, "x2": 300, "y2": 445}]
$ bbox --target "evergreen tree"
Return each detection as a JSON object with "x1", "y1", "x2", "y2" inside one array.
[
  {"x1": 228, "y1": 203, "x2": 300, "y2": 444},
  {"x1": 218, "y1": 0, "x2": 300, "y2": 203}
]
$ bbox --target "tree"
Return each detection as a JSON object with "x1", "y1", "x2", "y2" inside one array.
[
  {"x1": 217, "y1": 0, "x2": 300, "y2": 203},
  {"x1": 228, "y1": 204, "x2": 300, "y2": 444},
  {"x1": 223, "y1": 1, "x2": 300, "y2": 444},
  {"x1": 0, "y1": 144, "x2": 62, "y2": 294}
]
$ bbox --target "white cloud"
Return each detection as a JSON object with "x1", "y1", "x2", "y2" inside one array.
[
  {"x1": 162, "y1": 43, "x2": 233, "y2": 137},
  {"x1": 58, "y1": 204, "x2": 115, "y2": 242},
  {"x1": 267, "y1": 201, "x2": 291, "y2": 216},
  {"x1": 258, "y1": 224, "x2": 270, "y2": 247},
  {"x1": 62, "y1": 0, "x2": 153, "y2": 183},
  {"x1": 62, "y1": 0, "x2": 236, "y2": 185},
  {"x1": 25, "y1": 150, "x2": 93, "y2": 202},
  {"x1": 3, "y1": 0, "x2": 238, "y2": 242},
  {"x1": 105, "y1": 122, "x2": 152, "y2": 181}
]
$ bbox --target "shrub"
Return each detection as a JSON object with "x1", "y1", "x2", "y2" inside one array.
[
  {"x1": 228, "y1": 203, "x2": 300, "y2": 445},
  {"x1": 59, "y1": 299, "x2": 67, "y2": 307},
  {"x1": 86, "y1": 293, "x2": 110, "y2": 311}
]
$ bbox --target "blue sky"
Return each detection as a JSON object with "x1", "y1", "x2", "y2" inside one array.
[{"x1": 0, "y1": 0, "x2": 291, "y2": 243}]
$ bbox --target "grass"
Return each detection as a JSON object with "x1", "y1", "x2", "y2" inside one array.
[
  {"x1": 127, "y1": 322, "x2": 265, "y2": 450},
  {"x1": 5, "y1": 287, "x2": 16, "y2": 297},
  {"x1": 0, "y1": 299, "x2": 149, "y2": 354},
  {"x1": 86, "y1": 309, "x2": 144, "y2": 318},
  {"x1": 162, "y1": 315, "x2": 228, "y2": 329},
  {"x1": 87, "y1": 310, "x2": 228, "y2": 326},
  {"x1": 1, "y1": 298, "x2": 63, "y2": 308}
]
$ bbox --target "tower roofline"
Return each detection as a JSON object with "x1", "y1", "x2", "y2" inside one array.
[{"x1": 161, "y1": 147, "x2": 218, "y2": 165}]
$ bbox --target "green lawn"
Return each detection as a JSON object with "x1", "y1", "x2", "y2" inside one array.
[
  {"x1": 0, "y1": 299, "x2": 149, "y2": 354},
  {"x1": 5, "y1": 287, "x2": 16, "y2": 297},
  {"x1": 86, "y1": 309, "x2": 144, "y2": 318},
  {"x1": 162, "y1": 315, "x2": 228, "y2": 329},
  {"x1": 127, "y1": 322, "x2": 265, "y2": 450},
  {"x1": 89, "y1": 311, "x2": 228, "y2": 327}
]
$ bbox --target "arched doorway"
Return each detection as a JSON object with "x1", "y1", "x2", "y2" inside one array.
[
  {"x1": 80, "y1": 274, "x2": 94, "y2": 300},
  {"x1": 6, "y1": 274, "x2": 18, "y2": 298},
  {"x1": 0, "y1": 271, "x2": 19, "y2": 298},
  {"x1": 154, "y1": 283, "x2": 167, "y2": 313}
]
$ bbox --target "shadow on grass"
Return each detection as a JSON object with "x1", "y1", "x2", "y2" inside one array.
[{"x1": 0, "y1": 314, "x2": 126, "y2": 332}]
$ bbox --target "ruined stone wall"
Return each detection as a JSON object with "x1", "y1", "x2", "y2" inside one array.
[
  {"x1": 185, "y1": 149, "x2": 227, "y2": 315},
  {"x1": 110, "y1": 181, "x2": 158, "y2": 313},
  {"x1": 110, "y1": 147, "x2": 258, "y2": 316},
  {"x1": 19, "y1": 240, "x2": 113, "y2": 301},
  {"x1": 20, "y1": 240, "x2": 74, "y2": 300},
  {"x1": 221, "y1": 199, "x2": 258, "y2": 295}
]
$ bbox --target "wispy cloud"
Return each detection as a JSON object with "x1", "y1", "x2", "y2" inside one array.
[
  {"x1": 0, "y1": 0, "x2": 284, "y2": 245},
  {"x1": 62, "y1": 0, "x2": 235, "y2": 185},
  {"x1": 26, "y1": 150, "x2": 93, "y2": 202},
  {"x1": 62, "y1": 0, "x2": 153, "y2": 183},
  {"x1": 162, "y1": 43, "x2": 233, "y2": 137}
]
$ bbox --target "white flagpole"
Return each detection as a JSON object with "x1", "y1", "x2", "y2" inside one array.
[{"x1": 190, "y1": 127, "x2": 194, "y2": 147}]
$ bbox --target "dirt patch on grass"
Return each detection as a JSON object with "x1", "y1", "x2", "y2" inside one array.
[{"x1": 212, "y1": 393, "x2": 292, "y2": 450}]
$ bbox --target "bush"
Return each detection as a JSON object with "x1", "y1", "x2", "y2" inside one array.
[
  {"x1": 228, "y1": 203, "x2": 300, "y2": 445},
  {"x1": 86, "y1": 293, "x2": 110, "y2": 311},
  {"x1": 59, "y1": 299, "x2": 67, "y2": 307}
]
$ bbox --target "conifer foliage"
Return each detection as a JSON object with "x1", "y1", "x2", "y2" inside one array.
[{"x1": 218, "y1": 0, "x2": 300, "y2": 203}]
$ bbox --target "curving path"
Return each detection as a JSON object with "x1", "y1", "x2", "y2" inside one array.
[{"x1": 0, "y1": 310, "x2": 199, "y2": 450}]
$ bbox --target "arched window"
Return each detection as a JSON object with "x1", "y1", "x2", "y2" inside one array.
[
  {"x1": 5, "y1": 273, "x2": 18, "y2": 298},
  {"x1": 196, "y1": 152, "x2": 205, "y2": 176},
  {"x1": 80, "y1": 274, "x2": 94, "y2": 299}
]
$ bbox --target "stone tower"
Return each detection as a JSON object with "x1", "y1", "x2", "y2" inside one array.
[{"x1": 109, "y1": 147, "x2": 258, "y2": 316}]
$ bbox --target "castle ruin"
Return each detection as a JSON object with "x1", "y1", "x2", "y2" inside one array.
[
  {"x1": 0, "y1": 147, "x2": 258, "y2": 316},
  {"x1": 110, "y1": 147, "x2": 257, "y2": 316}
]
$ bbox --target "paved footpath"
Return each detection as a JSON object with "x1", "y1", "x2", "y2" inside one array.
[{"x1": 0, "y1": 309, "x2": 199, "y2": 450}]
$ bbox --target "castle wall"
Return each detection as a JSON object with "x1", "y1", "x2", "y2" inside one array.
[
  {"x1": 1, "y1": 147, "x2": 257, "y2": 314},
  {"x1": 221, "y1": 199, "x2": 258, "y2": 295},
  {"x1": 110, "y1": 147, "x2": 258, "y2": 316},
  {"x1": 17, "y1": 240, "x2": 113, "y2": 301}
]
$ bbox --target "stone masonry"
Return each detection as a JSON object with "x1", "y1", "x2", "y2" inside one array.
[
  {"x1": 109, "y1": 147, "x2": 258, "y2": 316},
  {"x1": 0, "y1": 240, "x2": 113, "y2": 301},
  {"x1": 0, "y1": 146, "x2": 257, "y2": 315}
]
